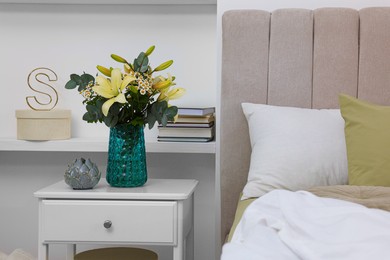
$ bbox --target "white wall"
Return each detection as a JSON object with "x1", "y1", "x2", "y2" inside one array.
[
  {"x1": 215, "y1": 0, "x2": 390, "y2": 257},
  {"x1": 0, "y1": 3, "x2": 217, "y2": 260},
  {"x1": 0, "y1": 3, "x2": 216, "y2": 139}
]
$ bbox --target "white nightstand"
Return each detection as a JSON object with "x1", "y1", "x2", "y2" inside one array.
[{"x1": 34, "y1": 178, "x2": 198, "y2": 260}]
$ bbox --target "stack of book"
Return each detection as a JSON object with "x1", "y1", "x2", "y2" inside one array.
[{"x1": 158, "y1": 107, "x2": 215, "y2": 142}]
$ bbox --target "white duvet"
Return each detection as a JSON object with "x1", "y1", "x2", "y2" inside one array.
[{"x1": 221, "y1": 190, "x2": 390, "y2": 260}]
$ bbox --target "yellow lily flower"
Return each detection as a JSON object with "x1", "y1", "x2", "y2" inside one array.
[
  {"x1": 167, "y1": 88, "x2": 186, "y2": 100},
  {"x1": 152, "y1": 74, "x2": 175, "y2": 90},
  {"x1": 153, "y1": 79, "x2": 172, "y2": 90},
  {"x1": 124, "y1": 64, "x2": 133, "y2": 74},
  {"x1": 158, "y1": 87, "x2": 186, "y2": 102},
  {"x1": 92, "y1": 68, "x2": 136, "y2": 116},
  {"x1": 153, "y1": 60, "x2": 173, "y2": 72},
  {"x1": 96, "y1": 65, "x2": 111, "y2": 77}
]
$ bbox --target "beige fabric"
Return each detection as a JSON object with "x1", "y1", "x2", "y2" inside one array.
[
  {"x1": 221, "y1": 10, "x2": 270, "y2": 243},
  {"x1": 75, "y1": 247, "x2": 157, "y2": 260},
  {"x1": 308, "y1": 186, "x2": 390, "y2": 212},
  {"x1": 312, "y1": 8, "x2": 359, "y2": 108},
  {"x1": 220, "y1": 8, "x2": 390, "y2": 244},
  {"x1": 358, "y1": 8, "x2": 390, "y2": 105},
  {"x1": 268, "y1": 9, "x2": 313, "y2": 108},
  {"x1": 0, "y1": 249, "x2": 36, "y2": 260},
  {"x1": 0, "y1": 251, "x2": 7, "y2": 260}
]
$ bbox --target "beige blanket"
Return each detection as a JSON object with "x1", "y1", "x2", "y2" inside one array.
[{"x1": 307, "y1": 185, "x2": 390, "y2": 211}]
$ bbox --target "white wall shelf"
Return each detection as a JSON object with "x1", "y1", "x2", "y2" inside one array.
[
  {"x1": 0, "y1": 137, "x2": 216, "y2": 154},
  {"x1": 0, "y1": 0, "x2": 216, "y2": 4}
]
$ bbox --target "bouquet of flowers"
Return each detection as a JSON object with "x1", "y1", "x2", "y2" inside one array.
[{"x1": 64, "y1": 45, "x2": 185, "y2": 129}]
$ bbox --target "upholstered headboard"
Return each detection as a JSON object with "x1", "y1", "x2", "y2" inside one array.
[{"x1": 220, "y1": 7, "x2": 390, "y2": 242}]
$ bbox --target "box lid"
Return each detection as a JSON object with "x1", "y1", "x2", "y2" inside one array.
[{"x1": 15, "y1": 109, "x2": 71, "y2": 119}]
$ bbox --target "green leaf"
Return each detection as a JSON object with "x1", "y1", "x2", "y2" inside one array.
[
  {"x1": 147, "y1": 113, "x2": 157, "y2": 129},
  {"x1": 82, "y1": 112, "x2": 96, "y2": 123},
  {"x1": 108, "y1": 102, "x2": 120, "y2": 116},
  {"x1": 133, "y1": 58, "x2": 139, "y2": 71},
  {"x1": 81, "y1": 73, "x2": 94, "y2": 85},
  {"x1": 70, "y1": 74, "x2": 82, "y2": 84},
  {"x1": 65, "y1": 80, "x2": 77, "y2": 89},
  {"x1": 136, "y1": 52, "x2": 146, "y2": 65},
  {"x1": 86, "y1": 104, "x2": 99, "y2": 114},
  {"x1": 135, "y1": 52, "x2": 149, "y2": 73},
  {"x1": 131, "y1": 117, "x2": 144, "y2": 127},
  {"x1": 96, "y1": 99, "x2": 105, "y2": 117},
  {"x1": 157, "y1": 100, "x2": 168, "y2": 113},
  {"x1": 130, "y1": 85, "x2": 138, "y2": 93},
  {"x1": 160, "y1": 105, "x2": 177, "y2": 127},
  {"x1": 104, "y1": 115, "x2": 118, "y2": 128},
  {"x1": 146, "y1": 101, "x2": 170, "y2": 129},
  {"x1": 66, "y1": 73, "x2": 94, "y2": 91},
  {"x1": 140, "y1": 58, "x2": 149, "y2": 73},
  {"x1": 85, "y1": 104, "x2": 101, "y2": 122},
  {"x1": 161, "y1": 114, "x2": 168, "y2": 126},
  {"x1": 118, "y1": 108, "x2": 127, "y2": 122},
  {"x1": 166, "y1": 106, "x2": 178, "y2": 119},
  {"x1": 78, "y1": 81, "x2": 87, "y2": 92}
]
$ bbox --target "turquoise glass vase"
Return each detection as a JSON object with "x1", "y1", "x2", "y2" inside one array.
[{"x1": 106, "y1": 123, "x2": 147, "y2": 187}]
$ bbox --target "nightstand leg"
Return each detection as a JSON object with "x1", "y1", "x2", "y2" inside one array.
[
  {"x1": 173, "y1": 244, "x2": 184, "y2": 260},
  {"x1": 66, "y1": 244, "x2": 76, "y2": 260},
  {"x1": 175, "y1": 195, "x2": 195, "y2": 260},
  {"x1": 38, "y1": 243, "x2": 48, "y2": 260},
  {"x1": 188, "y1": 228, "x2": 195, "y2": 258},
  {"x1": 174, "y1": 200, "x2": 185, "y2": 260},
  {"x1": 185, "y1": 227, "x2": 194, "y2": 260},
  {"x1": 186, "y1": 195, "x2": 195, "y2": 260},
  {"x1": 38, "y1": 200, "x2": 49, "y2": 260}
]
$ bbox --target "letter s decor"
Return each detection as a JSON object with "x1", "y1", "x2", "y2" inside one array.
[{"x1": 26, "y1": 67, "x2": 58, "y2": 111}]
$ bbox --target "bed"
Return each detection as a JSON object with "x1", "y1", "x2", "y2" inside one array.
[{"x1": 220, "y1": 7, "x2": 390, "y2": 259}]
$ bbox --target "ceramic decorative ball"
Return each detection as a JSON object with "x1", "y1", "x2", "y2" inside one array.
[{"x1": 64, "y1": 158, "x2": 101, "y2": 190}]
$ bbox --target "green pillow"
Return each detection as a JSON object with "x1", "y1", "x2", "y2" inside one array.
[{"x1": 339, "y1": 94, "x2": 390, "y2": 186}]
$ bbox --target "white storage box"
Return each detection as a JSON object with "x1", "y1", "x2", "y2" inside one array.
[{"x1": 15, "y1": 110, "x2": 71, "y2": 140}]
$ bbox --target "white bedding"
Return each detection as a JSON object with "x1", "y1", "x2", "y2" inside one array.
[{"x1": 221, "y1": 190, "x2": 390, "y2": 260}]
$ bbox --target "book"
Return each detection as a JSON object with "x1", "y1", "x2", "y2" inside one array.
[
  {"x1": 157, "y1": 137, "x2": 214, "y2": 143},
  {"x1": 177, "y1": 107, "x2": 215, "y2": 116},
  {"x1": 174, "y1": 114, "x2": 215, "y2": 124},
  {"x1": 159, "y1": 122, "x2": 214, "y2": 128},
  {"x1": 158, "y1": 126, "x2": 215, "y2": 138}
]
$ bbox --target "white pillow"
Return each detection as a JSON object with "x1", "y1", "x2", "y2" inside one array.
[{"x1": 241, "y1": 103, "x2": 348, "y2": 199}]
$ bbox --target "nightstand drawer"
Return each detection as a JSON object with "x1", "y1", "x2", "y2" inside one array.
[{"x1": 41, "y1": 200, "x2": 177, "y2": 244}]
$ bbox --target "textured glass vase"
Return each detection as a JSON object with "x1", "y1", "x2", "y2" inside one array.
[{"x1": 106, "y1": 123, "x2": 147, "y2": 187}]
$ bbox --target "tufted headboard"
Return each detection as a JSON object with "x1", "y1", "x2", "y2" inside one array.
[{"x1": 220, "y1": 7, "x2": 390, "y2": 243}]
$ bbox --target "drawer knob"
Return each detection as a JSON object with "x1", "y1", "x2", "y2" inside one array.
[{"x1": 103, "y1": 220, "x2": 112, "y2": 229}]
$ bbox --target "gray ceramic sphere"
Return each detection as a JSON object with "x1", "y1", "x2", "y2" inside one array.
[{"x1": 64, "y1": 158, "x2": 101, "y2": 190}]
